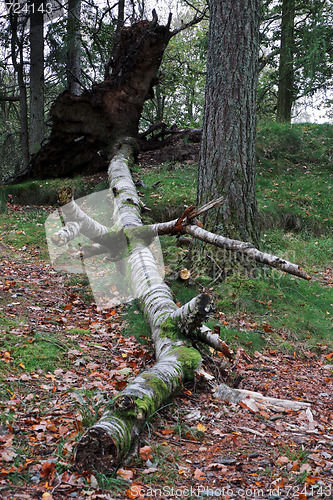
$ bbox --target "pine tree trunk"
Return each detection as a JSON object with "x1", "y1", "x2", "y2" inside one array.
[
  {"x1": 66, "y1": 0, "x2": 81, "y2": 96},
  {"x1": 29, "y1": 0, "x2": 45, "y2": 154},
  {"x1": 9, "y1": 13, "x2": 29, "y2": 166},
  {"x1": 276, "y1": 0, "x2": 295, "y2": 123},
  {"x1": 197, "y1": 0, "x2": 260, "y2": 260}
]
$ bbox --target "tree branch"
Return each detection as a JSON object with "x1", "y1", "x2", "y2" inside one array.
[
  {"x1": 0, "y1": 94, "x2": 20, "y2": 102},
  {"x1": 170, "y1": 8, "x2": 208, "y2": 38},
  {"x1": 185, "y1": 225, "x2": 311, "y2": 280}
]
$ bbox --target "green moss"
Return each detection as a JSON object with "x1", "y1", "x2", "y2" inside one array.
[
  {"x1": 141, "y1": 372, "x2": 170, "y2": 407},
  {"x1": 173, "y1": 346, "x2": 201, "y2": 381},
  {"x1": 160, "y1": 317, "x2": 181, "y2": 341}
]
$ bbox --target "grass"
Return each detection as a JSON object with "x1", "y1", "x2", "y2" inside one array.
[
  {"x1": 0, "y1": 121, "x2": 332, "y2": 354},
  {"x1": 0, "y1": 207, "x2": 50, "y2": 257},
  {"x1": 0, "y1": 176, "x2": 107, "y2": 210},
  {"x1": 121, "y1": 300, "x2": 152, "y2": 344},
  {"x1": 136, "y1": 162, "x2": 197, "y2": 221},
  {"x1": 0, "y1": 324, "x2": 81, "y2": 379}
]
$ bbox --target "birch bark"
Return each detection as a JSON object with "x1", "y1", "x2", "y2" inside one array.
[{"x1": 74, "y1": 140, "x2": 206, "y2": 470}]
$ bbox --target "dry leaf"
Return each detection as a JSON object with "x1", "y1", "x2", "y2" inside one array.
[
  {"x1": 240, "y1": 398, "x2": 259, "y2": 413},
  {"x1": 305, "y1": 475, "x2": 320, "y2": 485},
  {"x1": 139, "y1": 445, "x2": 152, "y2": 461},
  {"x1": 90, "y1": 474, "x2": 98, "y2": 488},
  {"x1": 276, "y1": 456, "x2": 289, "y2": 466},
  {"x1": 142, "y1": 467, "x2": 158, "y2": 474},
  {"x1": 196, "y1": 423, "x2": 206, "y2": 432},
  {"x1": 206, "y1": 463, "x2": 228, "y2": 472},
  {"x1": 0, "y1": 448, "x2": 17, "y2": 462},
  {"x1": 117, "y1": 468, "x2": 134, "y2": 481},
  {"x1": 40, "y1": 461, "x2": 56, "y2": 479},
  {"x1": 299, "y1": 463, "x2": 312, "y2": 474},
  {"x1": 194, "y1": 468, "x2": 205, "y2": 480},
  {"x1": 125, "y1": 483, "x2": 144, "y2": 499}
]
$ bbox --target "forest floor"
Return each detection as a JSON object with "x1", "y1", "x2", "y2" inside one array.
[
  {"x1": 0, "y1": 203, "x2": 332, "y2": 500},
  {"x1": 0, "y1": 122, "x2": 333, "y2": 499}
]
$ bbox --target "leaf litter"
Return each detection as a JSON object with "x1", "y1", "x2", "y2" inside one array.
[{"x1": 0, "y1": 209, "x2": 332, "y2": 499}]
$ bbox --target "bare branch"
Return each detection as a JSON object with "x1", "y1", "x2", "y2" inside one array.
[
  {"x1": 170, "y1": 8, "x2": 208, "y2": 38},
  {"x1": 185, "y1": 225, "x2": 311, "y2": 280},
  {"x1": 0, "y1": 94, "x2": 19, "y2": 102}
]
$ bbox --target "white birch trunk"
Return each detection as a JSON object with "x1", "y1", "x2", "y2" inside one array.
[
  {"x1": 54, "y1": 139, "x2": 312, "y2": 470},
  {"x1": 74, "y1": 140, "x2": 206, "y2": 470}
]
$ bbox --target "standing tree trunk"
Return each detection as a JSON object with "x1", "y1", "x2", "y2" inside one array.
[
  {"x1": 197, "y1": 0, "x2": 260, "y2": 257},
  {"x1": 10, "y1": 12, "x2": 30, "y2": 167},
  {"x1": 66, "y1": 0, "x2": 81, "y2": 96},
  {"x1": 276, "y1": 0, "x2": 295, "y2": 123},
  {"x1": 29, "y1": 0, "x2": 45, "y2": 154}
]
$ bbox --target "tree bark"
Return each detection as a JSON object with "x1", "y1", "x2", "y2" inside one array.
[
  {"x1": 74, "y1": 139, "x2": 206, "y2": 470},
  {"x1": 29, "y1": 0, "x2": 45, "y2": 154},
  {"x1": 66, "y1": 0, "x2": 81, "y2": 96},
  {"x1": 197, "y1": 0, "x2": 260, "y2": 248},
  {"x1": 276, "y1": 0, "x2": 295, "y2": 123},
  {"x1": 9, "y1": 12, "x2": 30, "y2": 167}
]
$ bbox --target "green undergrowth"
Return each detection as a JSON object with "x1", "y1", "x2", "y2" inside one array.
[
  {"x1": 0, "y1": 121, "x2": 332, "y2": 355},
  {"x1": 0, "y1": 176, "x2": 108, "y2": 212},
  {"x1": 136, "y1": 162, "x2": 197, "y2": 221},
  {"x1": 0, "y1": 207, "x2": 50, "y2": 258},
  {"x1": 0, "y1": 320, "x2": 81, "y2": 378},
  {"x1": 215, "y1": 271, "x2": 333, "y2": 349},
  {"x1": 122, "y1": 300, "x2": 151, "y2": 344}
]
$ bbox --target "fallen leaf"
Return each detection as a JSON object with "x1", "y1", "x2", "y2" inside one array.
[
  {"x1": 194, "y1": 468, "x2": 205, "y2": 480},
  {"x1": 139, "y1": 445, "x2": 152, "y2": 461},
  {"x1": 240, "y1": 398, "x2": 259, "y2": 413},
  {"x1": 142, "y1": 467, "x2": 158, "y2": 474},
  {"x1": 299, "y1": 463, "x2": 312, "y2": 474},
  {"x1": 117, "y1": 468, "x2": 134, "y2": 481},
  {"x1": 276, "y1": 456, "x2": 289, "y2": 466},
  {"x1": 196, "y1": 423, "x2": 206, "y2": 432},
  {"x1": 40, "y1": 461, "x2": 56, "y2": 479},
  {"x1": 206, "y1": 463, "x2": 228, "y2": 472},
  {"x1": 90, "y1": 474, "x2": 98, "y2": 488},
  {"x1": 125, "y1": 483, "x2": 144, "y2": 499},
  {"x1": 0, "y1": 448, "x2": 17, "y2": 462},
  {"x1": 305, "y1": 475, "x2": 320, "y2": 484}
]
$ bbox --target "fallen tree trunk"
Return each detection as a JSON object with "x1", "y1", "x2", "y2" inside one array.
[
  {"x1": 74, "y1": 139, "x2": 210, "y2": 470},
  {"x1": 46, "y1": 138, "x2": 313, "y2": 471}
]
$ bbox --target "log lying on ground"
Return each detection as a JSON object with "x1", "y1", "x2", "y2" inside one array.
[
  {"x1": 214, "y1": 383, "x2": 311, "y2": 412},
  {"x1": 74, "y1": 139, "x2": 208, "y2": 471},
  {"x1": 50, "y1": 142, "x2": 312, "y2": 470}
]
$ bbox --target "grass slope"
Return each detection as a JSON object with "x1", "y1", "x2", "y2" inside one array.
[{"x1": 1, "y1": 122, "x2": 332, "y2": 354}]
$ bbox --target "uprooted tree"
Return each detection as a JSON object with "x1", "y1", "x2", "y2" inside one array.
[
  {"x1": 30, "y1": 14, "x2": 312, "y2": 470},
  {"x1": 11, "y1": 10, "x2": 206, "y2": 183}
]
